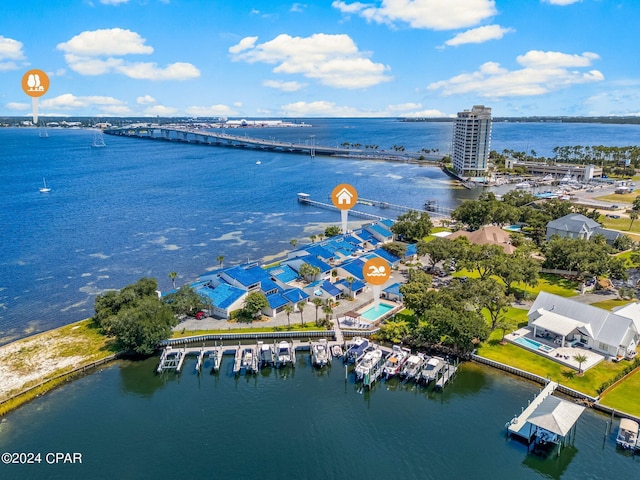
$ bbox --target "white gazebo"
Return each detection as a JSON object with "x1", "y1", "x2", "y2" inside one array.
[{"x1": 526, "y1": 395, "x2": 586, "y2": 456}]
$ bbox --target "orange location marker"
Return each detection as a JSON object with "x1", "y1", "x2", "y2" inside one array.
[
  {"x1": 21, "y1": 69, "x2": 50, "y2": 124},
  {"x1": 362, "y1": 257, "x2": 391, "y2": 286},
  {"x1": 331, "y1": 183, "x2": 358, "y2": 210}
]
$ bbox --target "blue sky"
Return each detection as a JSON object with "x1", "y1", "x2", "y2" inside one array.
[{"x1": 1, "y1": 0, "x2": 638, "y2": 118}]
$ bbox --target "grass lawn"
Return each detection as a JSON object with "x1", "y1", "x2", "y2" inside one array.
[
  {"x1": 171, "y1": 322, "x2": 328, "y2": 338},
  {"x1": 595, "y1": 192, "x2": 637, "y2": 204},
  {"x1": 476, "y1": 330, "x2": 632, "y2": 397},
  {"x1": 599, "y1": 367, "x2": 640, "y2": 417},
  {"x1": 590, "y1": 298, "x2": 635, "y2": 311},
  {"x1": 453, "y1": 271, "x2": 580, "y2": 299}
]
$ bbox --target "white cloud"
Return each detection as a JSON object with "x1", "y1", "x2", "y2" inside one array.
[
  {"x1": 444, "y1": 24, "x2": 514, "y2": 47},
  {"x1": 263, "y1": 79, "x2": 307, "y2": 92},
  {"x1": 41, "y1": 93, "x2": 127, "y2": 109},
  {"x1": 229, "y1": 33, "x2": 391, "y2": 89},
  {"x1": 137, "y1": 95, "x2": 157, "y2": 105},
  {"x1": 386, "y1": 102, "x2": 422, "y2": 111},
  {"x1": 401, "y1": 109, "x2": 450, "y2": 117},
  {"x1": 332, "y1": 0, "x2": 497, "y2": 30},
  {"x1": 0, "y1": 35, "x2": 25, "y2": 71},
  {"x1": 290, "y1": 3, "x2": 307, "y2": 12},
  {"x1": 184, "y1": 104, "x2": 239, "y2": 117},
  {"x1": 57, "y1": 28, "x2": 153, "y2": 56},
  {"x1": 57, "y1": 28, "x2": 199, "y2": 80},
  {"x1": 144, "y1": 105, "x2": 177, "y2": 116},
  {"x1": 279, "y1": 100, "x2": 441, "y2": 117},
  {"x1": 428, "y1": 50, "x2": 604, "y2": 98},
  {"x1": 100, "y1": 0, "x2": 130, "y2": 4},
  {"x1": 543, "y1": 0, "x2": 581, "y2": 5},
  {"x1": 5, "y1": 102, "x2": 29, "y2": 110}
]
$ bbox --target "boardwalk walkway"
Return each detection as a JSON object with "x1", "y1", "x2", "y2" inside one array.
[{"x1": 508, "y1": 381, "x2": 559, "y2": 440}]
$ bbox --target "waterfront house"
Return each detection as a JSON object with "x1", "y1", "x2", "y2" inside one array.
[
  {"x1": 334, "y1": 277, "x2": 366, "y2": 298},
  {"x1": 545, "y1": 213, "x2": 622, "y2": 244},
  {"x1": 527, "y1": 291, "x2": 639, "y2": 359},
  {"x1": 382, "y1": 283, "x2": 403, "y2": 302},
  {"x1": 364, "y1": 223, "x2": 394, "y2": 243},
  {"x1": 196, "y1": 283, "x2": 246, "y2": 319}
]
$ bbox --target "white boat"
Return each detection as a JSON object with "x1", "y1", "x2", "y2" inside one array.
[
  {"x1": 257, "y1": 341, "x2": 274, "y2": 367},
  {"x1": 419, "y1": 356, "x2": 446, "y2": 384},
  {"x1": 381, "y1": 345, "x2": 411, "y2": 379},
  {"x1": 515, "y1": 181, "x2": 531, "y2": 189},
  {"x1": 240, "y1": 346, "x2": 258, "y2": 373},
  {"x1": 331, "y1": 344, "x2": 343, "y2": 358},
  {"x1": 344, "y1": 337, "x2": 369, "y2": 363},
  {"x1": 354, "y1": 347, "x2": 383, "y2": 382},
  {"x1": 616, "y1": 418, "x2": 639, "y2": 450},
  {"x1": 91, "y1": 131, "x2": 106, "y2": 148},
  {"x1": 275, "y1": 340, "x2": 294, "y2": 368},
  {"x1": 310, "y1": 339, "x2": 330, "y2": 367},
  {"x1": 39, "y1": 177, "x2": 51, "y2": 193},
  {"x1": 255, "y1": 160, "x2": 262, "y2": 165},
  {"x1": 400, "y1": 354, "x2": 425, "y2": 381}
]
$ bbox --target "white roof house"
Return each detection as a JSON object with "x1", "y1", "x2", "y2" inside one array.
[
  {"x1": 528, "y1": 292, "x2": 639, "y2": 358},
  {"x1": 545, "y1": 213, "x2": 622, "y2": 244}
]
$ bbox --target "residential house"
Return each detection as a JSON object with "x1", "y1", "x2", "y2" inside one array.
[
  {"x1": 545, "y1": 213, "x2": 622, "y2": 244},
  {"x1": 528, "y1": 291, "x2": 639, "y2": 359}
]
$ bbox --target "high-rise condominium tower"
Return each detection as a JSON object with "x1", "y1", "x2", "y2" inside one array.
[{"x1": 452, "y1": 105, "x2": 492, "y2": 178}]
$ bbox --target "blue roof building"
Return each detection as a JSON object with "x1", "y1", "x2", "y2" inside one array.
[
  {"x1": 196, "y1": 283, "x2": 246, "y2": 319},
  {"x1": 337, "y1": 258, "x2": 366, "y2": 280},
  {"x1": 372, "y1": 247, "x2": 401, "y2": 265},
  {"x1": 266, "y1": 264, "x2": 299, "y2": 284},
  {"x1": 366, "y1": 223, "x2": 394, "y2": 242}
]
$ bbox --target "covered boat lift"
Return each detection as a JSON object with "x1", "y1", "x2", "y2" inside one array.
[{"x1": 524, "y1": 395, "x2": 585, "y2": 456}]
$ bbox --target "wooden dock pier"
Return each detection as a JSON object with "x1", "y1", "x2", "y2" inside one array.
[
  {"x1": 434, "y1": 362, "x2": 459, "y2": 390},
  {"x1": 508, "y1": 381, "x2": 559, "y2": 441},
  {"x1": 297, "y1": 193, "x2": 386, "y2": 221}
]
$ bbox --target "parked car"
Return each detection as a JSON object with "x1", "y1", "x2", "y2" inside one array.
[{"x1": 195, "y1": 311, "x2": 206, "y2": 320}]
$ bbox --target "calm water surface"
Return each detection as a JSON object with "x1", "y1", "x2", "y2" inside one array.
[{"x1": 0, "y1": 358, "x2": 637, "y2": 479}]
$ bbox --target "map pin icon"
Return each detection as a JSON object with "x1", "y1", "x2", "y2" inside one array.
[{"x1": 21, "y1": 69, "x2": 50, "y2": 125}]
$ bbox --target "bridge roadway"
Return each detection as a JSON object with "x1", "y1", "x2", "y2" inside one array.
[{"x1": 103, "y1": 126, "x2": 445, "y2": 162}]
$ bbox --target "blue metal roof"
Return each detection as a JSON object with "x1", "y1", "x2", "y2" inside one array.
[
  {"x1": 335, "y1": 278, "x2": 365, "y2": 292},
  {"x1": 405, "y1": 243, "x2": 417, "y2": 257},
  {"x1": 282, "y1": 288, "x2": 309, "y2": 303},
  {"x1": 379, "y1": 218, "x2": 395, "y2": 229},
  {"x1": 367, "y1": 223, "x2": 393, "y2": 238},
  {"x1": 224, "y1": 265, "x2": 263, "y2": 287},
  {"x1": 383, "y1": 282, "x2": 402, "y2": 295},
  {"x1": 266, "y1": 292, "x2": 289, "y2": 309},
  {"x1": 299, "y1": 254, "x2": 332, "y2": 273},
  {"x1": 197, "y1": 283, "x2": 246, "y2": 309},
  {"x1": 343, "y1": 234, "x2": 364, "y2": 246},
  {"x1": 355, "y1": 229, "x2": 380, "y2": 245},
  {"x1": 260, "y1": 278, "x2": 281, "y2": 295},
  {"x1": 339, "y1": 258, "x2": 366, "y2": 280},
  {"x1": 322, "y1": 280, "x2": 342, "y2": 297},
  {"x1": 266, "y1": 264, "x2": 299, "y2": 283},
  {"x1": 305, "y1": 245, "x2": 335, "y2": 260},
  {"x1": 373, "y1": 247, "x2": 400, "y2": 264}
]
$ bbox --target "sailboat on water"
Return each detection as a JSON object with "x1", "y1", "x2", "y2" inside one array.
[
  {"x1": 39, "y1": 178, "x2": 51, "y2": 193},
  {"x1": 91, "y1": 131, "x2": 106, "y2": 148}
]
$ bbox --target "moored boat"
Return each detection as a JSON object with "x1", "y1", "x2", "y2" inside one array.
[
  {"x1": 419, "y1": 356, "x2": 446, "y2": 384},
  {"x1": 257, "y1": 341, "x2": 274, "y2": 368},
  {"x1": 616, "y1": 418, "x2": 639, "y2": 450},
  {"x1": 311, "y1": 339, "x2": 330, "y2": 367},
  {"x1": 344, "y1": 337, "x2": 369, "y2": 364},
  {"x1": 400, "y1": 353, "x2": 425, "y2": 381},
  {"x1": 275, "y1": 340, "x2": 295, "y2": 368},
  {"x1": 354, "y1": 347, "x2": 383, "y2": 382},
  {"x1": 382, "y1": 345, "x2": 411, "y2": 379},
  {"x1": 240, "y1": 346, "x2": 258, "y2": 374}
]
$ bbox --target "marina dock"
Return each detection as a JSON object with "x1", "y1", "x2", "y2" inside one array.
[
  {"x1": 434, "y1": 361, "x2": 458, "y2": 390},
  {"x1": 508, "y1": 381, "x2": 559, "y2": 441},
  {"x1": 297, "y1": 193, "x2": 386, "y2": 221}
]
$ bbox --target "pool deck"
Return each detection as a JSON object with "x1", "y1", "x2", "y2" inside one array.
[{"x1": 505, "y1": 327, "x2": 604, "y2": 372}]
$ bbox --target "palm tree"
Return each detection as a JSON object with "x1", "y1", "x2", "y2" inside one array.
[
  {"x1": 310, "y1": 234, "x2": 317, "y2": 243},
  {"x1": 312, "y1": 298, "x2": 323, "y2": 325},
  {"x1": 216, "y1": 255, "x2": 224, "y2": 269},
  {"x1": 573, "y1": 353, "x2": 588, "y2": 375},
  {"x1": 290, "y1": 239, "x2": 298, "y2": 250},
  {"x1": 297, "y1": 300, "x2": 306, "y2": 327},
  {"x1": 345, "y1": 276, "x2": 355, "y2": 298},
  {"x1": 284, "y1": 304, "x2": 294, "y2": 330},
  {"x1": 168, "y1": 271, "x2": 177, "y2": 289},
  {"x1": 322, "y1": 298, "x2": 340, "y2": 325},
  {"x1": 630, "y1": 211, "x2": 638, "y2": 231}
]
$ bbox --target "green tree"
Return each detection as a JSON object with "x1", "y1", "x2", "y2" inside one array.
[
  {"x1": 243, "y1": 292, "x2": 268, "y2": 321},
  {"x1": 463, "y1": 278, "x2": 514, "y2": 330},
  {"x1": 629, "y1": 211, "x2": 638, "y2": 231},
  {"x1": 299, "y1": 262, "x2": 321, "y2": 282},
  {"x1": 312, "y1": 297, "x2": 324, "y2": 326},
  {"x1": 390, "y1": 210, "x2": 433, "y2": 241},
  {"x1": 284, "y1": 304, "x2": 294, "y2": 330},
  {"x1": 418, "y1": 236, "x2": 451, "y2": 268},
  {"x1": 381, "y1": 241, "x2": 407, "y2": 259},
  {"x1": 462, "y1": 244, "x2": 506, "y2": 280},
  {"x1": 452, "y1": 200, "x2": 493, "y2": 230},
  {"x1": 399, "y1": 270, "x2": 433, "y2": 318},
  {"x1": 297, "y1": 300, "x2": 306, "y2": 327},
  {"x1": 290, "y1": 239, "x2": 298, "y2": 249},
  {"x1": 216, "y1": 255, "x2": 224, "y2": 268},
  {"x1": 345, "y1": 276, "x2": 356, "y2": 298},
  {"x1": 573, "y1": 353, "x2": 588, "y2": 375},
  {"x1": 378, "y1": 317, "x2": 410, "y2": 344},
  {"x1": 493, "y1": 252, "x2": 539, "y2": 295},
  {"x1": 163, "y1": 285, "x2": 209, "y2": 317},
  {"x1": 168, "y1": 271, "x2": 177, "y2": 290},
  {"x1": 324, "y1": 225, "x2": 342, "y2": 237}
]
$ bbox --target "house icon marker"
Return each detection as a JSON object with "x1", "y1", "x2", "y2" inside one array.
[
  {"x1": 331, "y1": 183, "x2": 358, "y2": 211},
  {"x1": 336, "y1": 187, "x2": 353, "y2": 205}
]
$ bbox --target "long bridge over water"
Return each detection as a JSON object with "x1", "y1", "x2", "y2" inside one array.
[{"x1": 103, "y1": 126, "x2": 445, "y2": 163}]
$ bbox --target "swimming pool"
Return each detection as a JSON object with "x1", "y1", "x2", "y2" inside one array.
[
  {"x1": 513, "y1": 336, "x2": 554, "y2": 353},
  {"x1": 360, "y1": 303, "x2": 394, "y2": 321},
  {"x1": 503, "y1": 225, "x2": 521, "y2": 232}
]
